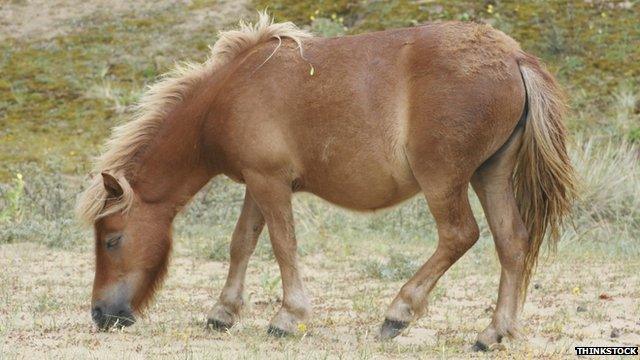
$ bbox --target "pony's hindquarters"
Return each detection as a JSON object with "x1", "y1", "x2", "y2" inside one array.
[{"x1": 469, "y1": 52, "x2": 577, "y2": 350}]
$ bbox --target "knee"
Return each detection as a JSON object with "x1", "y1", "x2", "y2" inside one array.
[
  {"x1": 439, "y1": 221, "x2": 480, "y2": 256},
  {"x1": 454, "y1": 222, "x2": 480, "y2": 246}
]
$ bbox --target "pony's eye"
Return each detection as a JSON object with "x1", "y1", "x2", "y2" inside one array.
[{"x1": 106, "y1": 235, "x2": 122, "y2": 250}]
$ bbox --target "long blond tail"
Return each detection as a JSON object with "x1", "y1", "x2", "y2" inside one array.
[{"x1": 515, "y1": 53, "x2": 578, "y2": 300}]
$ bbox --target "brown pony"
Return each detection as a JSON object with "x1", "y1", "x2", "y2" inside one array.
[{"x1": 76, "y1": 12, "x2": 577, "y2": 350}]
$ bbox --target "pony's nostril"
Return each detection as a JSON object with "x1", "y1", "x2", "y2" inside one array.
[
  {"x1": 91, "y1": 307, "x2": 103, "y2": 322},
  {"x1": 115, "y1": 308, "x2": 136, "y2": 327},
  {"x1": 91, "y1": 305, "x2": 135, "y2": 329}
]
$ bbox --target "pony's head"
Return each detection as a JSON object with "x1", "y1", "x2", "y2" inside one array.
[{"x1": 78, "y1": 172, "x2": 172, "y2": 330}]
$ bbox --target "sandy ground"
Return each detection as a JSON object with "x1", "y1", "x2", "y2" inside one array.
[
  {"x1": 0, "y1": 0, "x2": 249, "y2": 41},
  {"x1": 1, "y1": 242, "x2": 638, "y2": 359},
  {"x1": 0, "y1": 0, "x2": 154, "y2": 41}
]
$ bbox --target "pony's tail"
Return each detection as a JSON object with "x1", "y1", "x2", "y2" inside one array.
[{"x1": 514, "y1": 52, "x2": 578, "y2": 301}]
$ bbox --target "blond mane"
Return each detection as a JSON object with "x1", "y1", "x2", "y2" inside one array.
[{"x1": 76, "y1": 12, "x2": 310, "y2": 225}]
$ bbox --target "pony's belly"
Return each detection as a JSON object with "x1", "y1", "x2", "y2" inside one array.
[
  {"x1": 306, "y1": 177, "x2": 420, "y2": 211},
  {"x1": 302, "y1": 160, "x2": 420, "y2": 211}
]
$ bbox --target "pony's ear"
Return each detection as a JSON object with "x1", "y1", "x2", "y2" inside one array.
[{"x1": 101, "y1": 172, "x2": 124, "y2": 198}]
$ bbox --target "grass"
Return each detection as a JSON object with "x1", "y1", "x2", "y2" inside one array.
[
  {"x1": 1, "y1": 0, "x2": 639, "y2": 358},
  {"x1": 360, "y1": 250, "x2": 422, "y2": 281}
]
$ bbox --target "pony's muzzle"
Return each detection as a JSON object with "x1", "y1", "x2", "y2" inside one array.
[{"x1": 92, "y1": 304, "x2": 136, "y2": 330}]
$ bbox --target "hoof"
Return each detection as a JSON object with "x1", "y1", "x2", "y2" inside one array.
[
  {"x1": 379, "y1": 318, "x2": 409, "y2": 340},
  {"x1": 267, "y1": 325, "x2": 292, "y2": 338},
  {"x1": 472, "y1": 340, "x2": 489, "y2": 352},
  {"x1": 206, "y1": 318, "x2": 232, "y2": 332},
  {"x1": 472, "y1": 340, "x2": 506, "y2": 352}
]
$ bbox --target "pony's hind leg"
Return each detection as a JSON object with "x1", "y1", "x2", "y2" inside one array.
[
  {"x1": 471, "y1": 126, "x2": 528, "y2": 351},
  {"x1": 208, "y1": 190, "x2": 265, "y2": 330},
  {"x1": 381, "y1": 181, "x2": 480, "y2": 339}
]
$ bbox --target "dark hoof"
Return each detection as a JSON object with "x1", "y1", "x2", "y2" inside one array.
[
  {"x1": 207, "y1": 318, "x2": 232, "y2": 332},
  {"x1": 379, "y1": 318, "x2": 409, "y2": 340},
  {"x1": 472, "y1": 340, "x2": 489, "y2": 352},
  {"x1": 267, "y1": 325, "x2": 292, "y2": 338}
]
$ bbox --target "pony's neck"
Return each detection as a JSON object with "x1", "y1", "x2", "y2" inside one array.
[{"x1": 129, "y1": 81, "x2": 220, "y2": 214}]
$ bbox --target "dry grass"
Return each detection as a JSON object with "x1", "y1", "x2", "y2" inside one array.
[{"x1": 1, "y1": 238, "x2": 638, "y2": 359}]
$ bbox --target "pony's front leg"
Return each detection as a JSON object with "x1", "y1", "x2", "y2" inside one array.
[
  {"x1": 243, "y1": 171, "x2": 311, "y2": 336},
  {"x1": 208, "y1": 189, "x2": 264, "y2": 331}
]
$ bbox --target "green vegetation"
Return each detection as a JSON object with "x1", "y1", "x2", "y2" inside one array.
[{"x1": 360, "y1": 250, "x2": 421, "y2": 281}]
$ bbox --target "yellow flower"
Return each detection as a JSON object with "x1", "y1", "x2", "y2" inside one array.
[
  {"x1": 309, "y1": 15, "x2": 315, "y2": 21},
  {"x1": 572, "y1": 286, "x2": 581, "y2": 295},
  {"x1": 331, "y1": 13, "x2": 337, "y2": 20},
  {"x1": 487, "y1": 4, "x2": 494, "y2": 14},
  {"x1": 16, "y1": 173, "x2": 23, "y2": 180},
  {"x1": 297, "y1": 322, "x2": 308, "y2": 333}
]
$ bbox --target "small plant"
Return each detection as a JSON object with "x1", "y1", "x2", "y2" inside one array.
[
  {"x1": 34, "y1": 293, "x2": 61, "y2": 313},
  {"x1": 0, "y1": 165, "x2": 88, "y2": 247},
  {"x1": 259, "y1": 272, "x2": 281, "y2": 301},
  {"x1": 628, "y1": 127, "x2": 640, "y2": 143},
  {"x1": 351, "y1": 290, "x2": 376, "y2": 313},
  {"x1": 0, "y1": 173, "x2": 24, "y2": 225},
  {"x1": 206, "y1": 240, "x2": 229, "y2": 262},
  {"x1": 310, "y1": 12, "x2": 347, "y2": 37},
  {"x1": 360, "y1": 250, "x2": 420, "y2": 281}
]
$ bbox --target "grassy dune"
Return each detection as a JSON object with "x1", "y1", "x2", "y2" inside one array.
[{"x1": 0, "y1": 0, "x2": 639, "y2": 358}]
